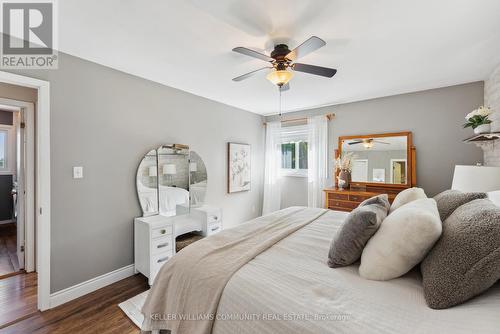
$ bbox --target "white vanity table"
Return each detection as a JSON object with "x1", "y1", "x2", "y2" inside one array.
[
  {"x1": 134, "y1": 144, "x2": 222, "y2": 285},
  {"x1": 134, "y1": 206, "x2": 222, "y2": 285}
]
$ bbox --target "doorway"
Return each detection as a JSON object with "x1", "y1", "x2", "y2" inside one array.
[
  {"x1": 390, "y1": 159, "x2": 407, "y2": 184},
  {"x1": 0, "y1": 98, "x2": 37, "y2": 327}
]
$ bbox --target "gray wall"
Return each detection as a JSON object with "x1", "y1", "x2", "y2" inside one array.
[
  {"x1": 267, "y1": 82, "x2": 484, "y2": 208},
  {"x1": 10, "y1": 53, "x2": 265, "y2": 292}
]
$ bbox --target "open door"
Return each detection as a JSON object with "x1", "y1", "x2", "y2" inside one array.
[{"x1": 15, "y1": 111, "x2": 25, "y2": 270}]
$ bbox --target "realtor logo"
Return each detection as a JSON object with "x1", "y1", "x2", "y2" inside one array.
[{"x1": 0, "y1": 0, "x2": 58, "y2": 69}]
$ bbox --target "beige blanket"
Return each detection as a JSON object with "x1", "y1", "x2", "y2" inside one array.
[{"x1": 141, "y1": 207, "x2": 327, "y2": 334}]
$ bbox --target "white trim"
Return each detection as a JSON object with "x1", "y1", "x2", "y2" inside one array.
[
  {"x1": 0, "y1": 71, "x2": 51, "y2": 311},
  {"x1": 49, "y1": 265, "x2": 136, "y2": 308}
]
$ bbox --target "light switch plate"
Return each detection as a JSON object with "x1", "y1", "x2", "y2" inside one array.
[{"x1": 73, "y1": 166, "x2": 83, "y2": 179}]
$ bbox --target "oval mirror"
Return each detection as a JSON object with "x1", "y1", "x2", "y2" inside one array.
[
  {"x1": 136, "y1": 149, "x2": 159, "y2": 216},
  {"x1": 189, "y1": 151, "x2": 207, "y2": 207}
]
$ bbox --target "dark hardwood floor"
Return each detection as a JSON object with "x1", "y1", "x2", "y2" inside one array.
[
  {"x1": 0, "y1": 224, "x2": 19, "y2": 276},
  {"x1": 0, "y1": 274, "x2": 149, "y2": 334},
  {"x1": 0, "y1": 272, "x2": 37, "y2": 329}
]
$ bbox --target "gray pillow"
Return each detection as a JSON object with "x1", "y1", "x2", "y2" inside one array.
[
  {"x1": 433, "y1": 189, "x2": 486, "y2": 221},
  {"x1": 359, "y1": 194, "x2": 390, "y2": 211},
  {"x1": 328, "y1": 202, "x2": 389, "y2": 268},
  {"x1": 421, "y1": 199, "x2": 500, "y2": 309}
]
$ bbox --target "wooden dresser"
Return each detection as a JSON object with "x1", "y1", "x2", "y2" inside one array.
[{"x1": 324, "y1": 187, "x2": 398, "y2": 212}]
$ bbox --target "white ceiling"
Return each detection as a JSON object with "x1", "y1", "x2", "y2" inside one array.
[
  {"x1": 59, "y1": 0, "x2": 500, "y2": 115},
  {"x1": 342, "y1": 136, "x2": 407, "y2": 151}
]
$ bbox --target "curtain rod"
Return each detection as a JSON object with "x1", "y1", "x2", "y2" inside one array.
[{"x1": 262, "y1": 113, "x2": 335, "y2": 126}]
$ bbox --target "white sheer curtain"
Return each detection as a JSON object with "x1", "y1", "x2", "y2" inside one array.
[
  {"x1": 307, "y1": 116, "x2": 328, "y2": 208},
  {"x1": 262, "y1": 121, "x2": 282, "y2": 214}
]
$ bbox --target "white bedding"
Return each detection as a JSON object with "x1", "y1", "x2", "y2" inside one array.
[{"x1": 213, "y1": 210, "x2": 500, "y2": 334}]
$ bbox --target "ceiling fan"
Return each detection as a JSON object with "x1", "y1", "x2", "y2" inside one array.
[
  {"x1": 348, "y1": 139, "x2": 390, "y2": 149},
  {"x1": 232, "y1": 36, "x2": 337, "y2": 91}
]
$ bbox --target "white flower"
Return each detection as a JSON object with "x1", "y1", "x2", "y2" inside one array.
[{"x1": 466, "y1": 106, "x2": 493, "y2": 120}]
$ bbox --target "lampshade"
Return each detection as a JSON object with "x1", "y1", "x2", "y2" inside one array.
[
  {"x1": 163, "y1": 164, "x2": 177, "y2": 175},
  {"x1": 451, "y1": 165, "x2": 500, "y2": 192},
  {"x1": 266, "y1": 70, "x2": 294, "y2": 86},
  {"x1": 148, "y1": 166, "x2": 157, "y2": 177},
  {"x1": 189, "y1": 162, "x2": 197, "y2": 172}
]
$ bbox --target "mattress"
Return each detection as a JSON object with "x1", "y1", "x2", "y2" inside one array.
[{"x1": 212, "y1": 210, "x2": 500, "y2": 334}]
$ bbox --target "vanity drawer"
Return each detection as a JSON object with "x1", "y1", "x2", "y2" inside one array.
[
  {"x1": 151, "y1": 250, "x2": 173, "y2": 269},
  {"x1": 206, "y1": 209, "x2": 221, "y2": 224},
  {"x1": 329, "y1": 193, "x2": 349, "y2": 201},
  {"x1": 207, "y1": 222, "x2": 222, "y2": 235},
  {"x1": 151, "y1": 236, "x2": 173, "y2": 255},
  {"x1": 151, "y1": 225, "x2": 173, "y2": 239},
  {"x1": 150, "y1": 251, "x2": 172, "y2": 284}
]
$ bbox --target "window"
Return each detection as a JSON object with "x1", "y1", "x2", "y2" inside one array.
[
  {"x1": 280, "y1": 125, "x2": 308, "y2": 177},
  {"x1": 0, "y1": 125, "x2": 14, "y2": 174}
]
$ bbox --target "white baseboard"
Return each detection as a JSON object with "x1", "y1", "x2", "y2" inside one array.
[{"x1": 49, "y1": 264, "x2": 135, "y2": 308}]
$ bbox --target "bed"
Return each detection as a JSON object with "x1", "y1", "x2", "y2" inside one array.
[{"x1": 141, "y1": 207, "x2": 500, "y2": 334}]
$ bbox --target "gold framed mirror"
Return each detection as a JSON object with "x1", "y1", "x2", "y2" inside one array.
[{"x1": 337, "y1": 131, "x2": 416, "y2": 189}]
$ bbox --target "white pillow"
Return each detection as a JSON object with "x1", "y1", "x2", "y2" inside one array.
[
  {"x1": 359, "y1": 198, "x2": 442, "y2": 281},
  {"x1": 488, "y1": 191, "x2": 500, "y2": 206},
  {"x1": 390, "y1": 187, "x2": 427, "y2": 213}
]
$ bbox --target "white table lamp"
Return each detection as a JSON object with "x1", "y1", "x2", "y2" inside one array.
[{"x1": 451, "y1": 165, "x2": 500, "y2": 192}]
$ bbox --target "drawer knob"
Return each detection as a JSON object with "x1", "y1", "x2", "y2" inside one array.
[{"x1": 160, "y1": 229, "x2": 166, "y2": 234}]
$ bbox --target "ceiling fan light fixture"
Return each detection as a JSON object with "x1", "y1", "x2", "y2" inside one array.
[
  {"x1": 363, "y1": 141, "x2": 374, "y2": 149},
  {"x1": 266, "y1": 70, "x2": 294, "y2": 86}
]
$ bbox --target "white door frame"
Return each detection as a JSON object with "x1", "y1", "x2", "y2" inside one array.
[
  {"x1": 0, "y1": 99, "x2": 35, "y2": 272},
  {"x1": 0, "y1": 71, "x2": 51, "y2": 311},
  {"x1": 390, "y1": 159, "x2": 407, "y2": 184}
]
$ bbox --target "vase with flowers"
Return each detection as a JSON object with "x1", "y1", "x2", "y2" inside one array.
[
  {"x1": 335, "y1": 152, "x2": 354, "y2": 189},
  {"x1": 464, "y1": 106, "x2": 493, "y2": 135}
]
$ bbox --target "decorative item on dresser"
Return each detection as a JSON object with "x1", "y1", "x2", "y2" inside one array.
[
  {"x1": 325, "y1": 132, "x2": 416, "y2": 212},
  {"x1": 134, "y1": 144, "x2": 222, "y2": 285}
]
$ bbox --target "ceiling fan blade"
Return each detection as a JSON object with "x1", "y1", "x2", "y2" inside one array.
[
  {"x1": 348, "y1": 141, "x2": 363, "y2": 145},
  {"x1": 232, "y1": 47, "x2": 274, "y2": 62},
  {"x1": 286, "y1": 36, "x2": 326, "y2": 61},
  {"x1": 374, "y1": 140, "x2": 390, "y2": 145},
  {"x1": 280, "y1": 83, "x2": 290, "y2": 91},
  {"x1": 232, "y1": 67, "x2": 271, "y2": 82},
  {"x1": 293, "y1": 63, "x2": 337, "y2": 78}
]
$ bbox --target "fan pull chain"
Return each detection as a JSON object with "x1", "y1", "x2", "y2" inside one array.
[{"x1": 279, "y1": 85, "x2": 282, "y2": 117}]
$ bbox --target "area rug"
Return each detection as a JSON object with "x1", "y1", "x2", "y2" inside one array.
[{"x1": 118, "y1": 290, "x2": 149, "y2": 328}]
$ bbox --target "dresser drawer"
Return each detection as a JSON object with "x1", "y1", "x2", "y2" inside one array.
[
  {"x1": 329, "y1": 205, "x2": 352, "y2": 212},
  {"x1": 328, "y1": 199, "x2": 358, "y2": 210},
  {"x1": 329, "y1": 193, "x2": 349, "y2": 201},
  {"x1": 349, "y1": 194, "x2": 369, "y2": 202},
  {"x1": 151, "y1": 225, "x2": 173, "y2": 239},
  {"x1": 151, "y1": 235, "x2": 173, "y2": 255}
]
